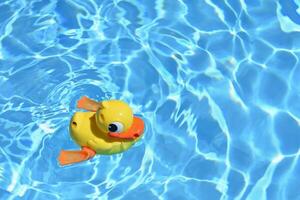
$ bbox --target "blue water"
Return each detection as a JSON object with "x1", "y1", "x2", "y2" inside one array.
[{"x1": 0, "y1": 0, "x2": 300, "y2": 199}]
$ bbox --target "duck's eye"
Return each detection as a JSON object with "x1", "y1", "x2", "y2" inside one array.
[{"x1": 108, "y1": 122, "x2": 124, "y2": 133}]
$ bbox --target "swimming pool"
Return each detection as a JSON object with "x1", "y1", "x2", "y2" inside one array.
[{"x1": 0, "y1": 0, "x2": 300, "y2": 199}]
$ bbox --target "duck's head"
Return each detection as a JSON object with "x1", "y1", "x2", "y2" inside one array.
[{"x1": 95, "y1": 100, "x2": 140, "y2": 140}]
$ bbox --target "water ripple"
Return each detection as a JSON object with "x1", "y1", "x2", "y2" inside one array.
[{"x1": 0, "y1": 0, "x2": 300, "y2": 199}]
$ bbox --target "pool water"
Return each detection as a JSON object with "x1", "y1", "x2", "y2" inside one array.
[{"x1": 0, "y1": 0, "x2": 300, "y2": 199}]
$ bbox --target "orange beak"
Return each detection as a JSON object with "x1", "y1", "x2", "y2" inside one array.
[{"x1": 108, "y1": 116, "x2": 144, "y2": 140}]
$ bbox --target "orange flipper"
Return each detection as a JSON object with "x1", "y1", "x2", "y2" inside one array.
[
  {"x1": 58, "y1": 147, "x2": 96, "y2": 166},
  {"x1": 77, "y1": 96, "x2": 102, "y2": 112}
]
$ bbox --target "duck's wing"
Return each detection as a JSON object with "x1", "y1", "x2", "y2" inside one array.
[{"x1": 77, "y1": 96, "x2": 103, "y2": 112}]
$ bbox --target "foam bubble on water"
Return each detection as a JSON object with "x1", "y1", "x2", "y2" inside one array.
[
  {"x1": 110, "y1": 61, "x2": 123, "y2": 64},
  {"x1": 260, "y1": 105, "x2": 279, "y2": 117},
  {"x1": 16, "y1": 184, "x2": 28, "y2": 197},
  {"x1": 33, "y1": 54, "x2": 43, "y2": 59},
  {"x1": 276, "y1": 2, "x2": 300, "y2": 33},
  {"x1": 155, "y1": 0, "x2": 166, "y2": 18},
  {"x1": 39, "y1": 122, "x2": 55, "y2": 134},
  {"x1": 229, "y1": 82, "x2": 248, "y2": 111},
  {"x1": 192, "y1": 31, "x2": 200, "y2": 43},
  {"x1": 47, "y1": 69, "x2": 55, "y2": 74},
  {"x1": 227, "y1": 57, "x2": 237, "y2": 67},
  {"x1": 0, "y1": 166, "x2": 3, "y2": 180},
  {"x1": 272, "y1": 154, "x2": 284, "y2": 164},
  {"x1": 204, "y1": 67, "x2": 223, "y2": 80},
  {"x1": 204, "y1": 0, "x2": 225, "y2": 22},
  {"x1": 216, "y1": 180, "x2": 228, "y2": 193},
  {"x1": 7, "y1": 170, "x2": 18, "y2": 193}
]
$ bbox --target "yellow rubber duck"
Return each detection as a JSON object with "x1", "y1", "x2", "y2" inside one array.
[{"x1": 58, "y1": 96, "x2": 144, "y2": 166}]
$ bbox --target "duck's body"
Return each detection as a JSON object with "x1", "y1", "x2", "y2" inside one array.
[
  {"x1": 70, "y1": 112, "x2": 141, "y2": 155},
  {"x1": 58, "y1": 97, "x2": 144, "y2": 166}
]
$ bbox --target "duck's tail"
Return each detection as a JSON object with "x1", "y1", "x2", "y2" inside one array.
[{"x1": 58, "y1": 147, "x2": 96, "y2": 166}]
